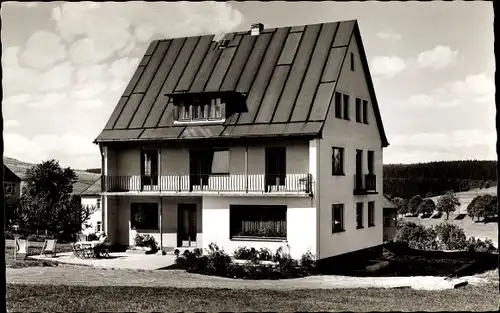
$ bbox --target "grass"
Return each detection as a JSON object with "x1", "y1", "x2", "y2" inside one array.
[
  {"x1": 5, "y1": 242, "x2": 72, "y2": 268},
  {"x1": 7, "y1": 283, "x2": 499, "y2": 312}
]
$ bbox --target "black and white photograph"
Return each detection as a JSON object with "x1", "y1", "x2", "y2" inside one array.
[{"x1": 2, "y1": 1, "x2": 497, "y2": 311}]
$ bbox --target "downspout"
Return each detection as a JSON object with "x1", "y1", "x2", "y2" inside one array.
[
  {"x1": 316, "y1": 139, "x2": 321, "y2": 261},
  {"x1": 245, "y1": 145, "x2": 249, "y2": 192},
  {"x1": 158, "y1": 148, "x2": 163, "y2": 251}
]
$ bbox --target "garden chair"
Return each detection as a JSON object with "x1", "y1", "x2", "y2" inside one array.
[
  {"x1": 40, "y1": 239, "x2": 57, "y2": 258},
  {"x1": 14, "y1": 238, "x2": 28, "y2": 260},
  {"x1": 70, "y1": 243, "x2": 86, "y2": 259}
]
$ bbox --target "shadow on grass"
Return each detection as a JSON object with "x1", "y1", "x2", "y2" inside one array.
[{"x1": 455, "y1": 214, "x2": 467, "y2": 220}]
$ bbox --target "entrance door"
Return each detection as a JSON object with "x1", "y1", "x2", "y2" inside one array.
[
  {"x1": 265, "y1": 147, "x2": 286, "y2": 192},
  {"x1": 177, "y1": 203, "x2": 197, "y2": 247}
]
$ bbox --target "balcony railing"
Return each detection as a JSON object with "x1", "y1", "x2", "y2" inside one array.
[
  {"x1": 102, "y1": 174, "x2": 313, "y2": 194},
  {"x1": 353, "y1": 174, "x2": 377, "y2": 195}
]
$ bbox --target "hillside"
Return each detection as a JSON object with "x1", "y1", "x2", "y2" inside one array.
[
  {"x1": 3, "y1": 157, "x2": 100, "y2": 195},
  {"x1": 383, "y1": 160, "x2": 497, "y2": 198}
]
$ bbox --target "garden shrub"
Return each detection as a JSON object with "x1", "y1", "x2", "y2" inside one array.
[
  {"x1": 393, "y1": 221, "x2": 438, "y2": 250},
  {"x1": 300, "y1": 249, "x2": 316, "y2": 270},
  {"x1": 257, "y1": 247, "x2": 273, "y2": 261},
  {"x1": 5, "y1": 231, "x2": 14, "y2": 240},
  {"x1": 87, "y1": 233, "x2": 99, "y2": 241},
  {"x1": 233, "y1": 246, "x2": 258, "y2": 261},
  {"x1": 465, "y1": 237, "x2": 498, "y2": 254},
  {"x1": 206, "y1": 243, "x2": 232, "y2": 275},
  {"x1": 433, "y1": 223, "x2": 467, "y2": 250},
  {"x1": 134, "y1": 234, "x2": 158, "y2": 251}
]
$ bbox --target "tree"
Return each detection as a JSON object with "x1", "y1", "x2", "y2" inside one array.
[
  {"x1": 418, "y1": 199, "x2": 436, "y2": 215},
  {"x1": 17, "y1": 160, "x2": 86, "y2": 239},
  {"x1": 408, "y1": 195, "x2": 424, "y2": 216},
  {"x1": 392, "y1": 197, "x2": 408, "y2": 215},
  {"x1": 466, "y1": 195, "x2": 482, "y2": 221},
  {"x1": 468, "y1": 194, "x2": 498, "y2": 222},
  {"x1": 436, "y1": 191, "x2": 460, "y2": 220}
]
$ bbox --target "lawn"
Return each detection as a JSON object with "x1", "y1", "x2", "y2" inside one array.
[
  {"x1": 5, "y1": 241, "x2": 72, "y2": 268},
  {"x1": 7, "y1": 283, "x2": 499, "y2": 312}
]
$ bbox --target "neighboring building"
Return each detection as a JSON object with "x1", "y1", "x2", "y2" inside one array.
[
  {"x1": 94, "y1": 20, "x2": 389, "y2": 260},
  {"x1": 382, "y1": 195, "x2": 398, "y2": 242},
  {"x1": 79, "y1": 179, "x2": 103, "y2": 235},
  {"x1": 4, "y1": 165, "x2": 21, "y2": 205}
]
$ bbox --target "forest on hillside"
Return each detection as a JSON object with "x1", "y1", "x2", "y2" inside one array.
[{"x1": 383, "y1": 160, "x2": 497, "y2": 199}]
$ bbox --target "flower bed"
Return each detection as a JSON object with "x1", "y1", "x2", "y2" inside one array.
[{"x1": 173, "y1": 244, "x2": 317, "y2": 280}]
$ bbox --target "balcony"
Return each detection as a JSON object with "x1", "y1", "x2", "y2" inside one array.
[
  {"x1": 353, "y1": 174, "x2": 377, "y2": 195},
  {"x1": 102, "y1": 173, "x2": 314, "y2": 195}
]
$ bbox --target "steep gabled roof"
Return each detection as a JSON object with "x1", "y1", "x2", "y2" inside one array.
[
  {"x1": 4, "y1": 165, "x2": 21, "y2": 182},
  {"x1": 95, "y1": 20, "x2": 388, "y2": 147}
]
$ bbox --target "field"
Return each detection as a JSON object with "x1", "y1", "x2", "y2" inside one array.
[
  {"x1": 7, "y1": 283, "x2": 499, "y2": 312},
  {"x1": 4, "y1": 156, "x2": 100, "y2": 194}
]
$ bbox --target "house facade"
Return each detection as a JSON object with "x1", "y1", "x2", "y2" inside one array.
[
  {"x1": 79, "y1": 179, "x2": 103, "y2": 235},
  {"x1": 94, "y1": 20, "x2": 389, "y2": 260},
  {"x1": 4, "y1": 165, "x2": 21, "y2": 205}
]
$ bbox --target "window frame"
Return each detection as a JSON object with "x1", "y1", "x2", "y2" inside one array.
[
  {"x1": 332, "y1": 204, "x2": 345, "y2": 233},
  {"x1": 96, "y1": 221, "x2": 102, "y2": 232},
  {"x1": 355, "y1": 98, "x2": 362, "y2": 122},
  {"x1": 362, "y1": 100, "x2": 368, "y2": 124},
  {"x1": 334, "y1": 92, "x2": 342, "y2": 118},
  {"x1": 4, "y1": 182, "x2": 16, "y2": 195},
  {"x1": 367, "y1": 150, "x2": 374, "y2": 175},
  {"x1": 343, "y1": 94, "x2": 350, "y2": 120},
  {"x1": 331, "y1": 147, "x2": 345, "y2": 176},
  {"x1": 96, "y1": 198, "x2": 101, "y2": 210},
  {"x1": 356, "y1": 202, "x2": 364, "y2": 229},
  {"x1": 368, "y1": 201, "x2": 375, "y2": 227},
  {"x1": 229, "y1": 205, "x2": 287, "y2": 240},
  {"x1": 175, "y1": 98, "x2": 226, "y2": 123},
  {"x1": 131, "y1": 203, "x2": 159, "y2": 230}
]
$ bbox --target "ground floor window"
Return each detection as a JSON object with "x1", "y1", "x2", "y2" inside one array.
[
  {"x1": 356, "y1": 202, "x2": 364, "y2": 229},
  {"x1": 332, "y1": 204, "x2": 345, "y2": 233},
  {"x1": 131, "y1": 203, "x2": 159, "y2": 230},
  {"x1": 96, "y1": 221, "x2": 102, "y2": 232},
  {"x1": 230, "y1": 205, "x2": 287, "y2": 239}
]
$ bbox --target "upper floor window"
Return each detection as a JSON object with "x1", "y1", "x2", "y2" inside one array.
[
  {"x1": 356, "y1": 202, "x2": 364, "y2": 229},
  {"x1": 362, "y1": 100, "x2": 368, "y2": 124},
  {"x1": 332, "y1": 204, "x2": 345, "y2": 233},
  {"x1": 332, "y1": 147, "x2": 344, "y2": 175},
  {"x1": 334, "y1": 92, "x2": 350, "y2": 120},
  {"x1": 355, "y1": 98, "x2": 362, "y2": 122},
  {"x1": 4, "y1": 183, "x2": 15, "y2": 195},
  {"x1": 96, "y1": 198, "x2": 101, "y2": 210},
  {"x1": 334, "y1": 92, "x2": 342, "y2": 118},
  {"x1": 343, "y1": 94, "x2": 350, "y2": 120},
  {"x1": 367, "y1": 151, "x2": 374, "y2": 175},
  {"x1": 175, "y1": 98, "x2": 226, "y2": 123},
  {"x1": 368, "y1": 201, "x2": 375, "y2": 227}
]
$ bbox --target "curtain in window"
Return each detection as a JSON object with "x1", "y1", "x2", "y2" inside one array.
[{"x1": 211, "y1": 150, "x2": 229, "y2": 174}]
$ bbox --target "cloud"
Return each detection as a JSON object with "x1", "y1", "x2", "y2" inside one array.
[
  {"x1": 75, "y1": 99, "x2": 105, "y2": 108},
  {"x1": 376, "y1": 32, "x2": 402, "y2": 40},
  {"x1": 370, "y1": 56, "x2": 407, "y2": 78},
  {"x1": 2, "y1": 94, "x2": 31, "y2": 106},
  {"x1": 19, "y1": 30, "x2": 67, "y2": 70},
  {"x1": 400, "y1": 72, "x2": 494, "y2": 108},
  {"x1": 28, "y1": 92, "x2": 68, "y2": 109},
  {"x1": 52, "y1": 2, "x2": 243, "y2": 64},
  {"x1": 417, "y1": 45, "x2": 458, "y2": 70},
  {"x1": 3, "y1": 132, "x2": 100, "y2": 169},
  {"x1": 71, "y1": 81, "x2": 108, "y2": 99},
  {"x1": 5, "y1": 120, "x2": 20, "y2": 128}
]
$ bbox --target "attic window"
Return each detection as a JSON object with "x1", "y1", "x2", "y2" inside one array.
[{"x1": 175, "y1": 98, "x2": 226, "y2": 123}]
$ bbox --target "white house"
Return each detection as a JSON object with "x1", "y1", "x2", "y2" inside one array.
[
  {"x1": 79, "y1": 179, "x2": 103, "y2": 235},
  {"x1": 93, "y1": 20, "x2": 390, "y2": 261}
]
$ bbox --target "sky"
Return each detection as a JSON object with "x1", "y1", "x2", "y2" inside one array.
[{"x1": 1, "y1": 1, "x2": 495, "y2": 169}]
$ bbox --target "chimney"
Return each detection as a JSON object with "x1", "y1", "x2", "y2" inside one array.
[{"x1": 250, "y1": 23, "x2": 264, "y2": 36}]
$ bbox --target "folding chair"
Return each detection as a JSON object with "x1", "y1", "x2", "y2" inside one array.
[
  {"x1": 70, "y1": 243, "x2": 85, "y2": 259},
  {"x1": 40, "y1": 239, "x2": 57, "y2": 257}
]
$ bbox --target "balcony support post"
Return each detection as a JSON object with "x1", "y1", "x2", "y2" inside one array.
[
  {"x1": 159, "y1": 196, "x2": 163, "y2": 251},
  {"x1": 158, "y1": 149, "x2": 162, "y2": 193},
  {"x1": 245, "y1": 145, "x2": 249, "y2": 193}
]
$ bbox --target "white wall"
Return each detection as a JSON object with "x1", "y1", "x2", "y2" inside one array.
[
  {"x1": 202, "y1": 196, "x2": 316, "y2": 260},
  {"x1": 81, "y1": 196, "x2": 102, "y2": 235},
  {"x1": 317, "y1": 33, "x2": 384, "y2": 259}
]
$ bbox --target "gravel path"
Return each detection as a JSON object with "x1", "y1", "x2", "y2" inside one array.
[{"x1": 6, "y1": 267, "x2": 478, "y2": 291}]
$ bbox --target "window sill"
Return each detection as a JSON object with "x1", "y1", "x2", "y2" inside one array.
[
  {"x1": 230, "y1": 236, "x2": 286, "y2": 242},
  {"x1": 332, "y1": 173, "x2": 345, "y2": 176},
  {"x1": 356, "y1": 226, "x2": 364, "y2": 229},
  {"x1": 174, "y1": 119, "x2": 226, "y2": 126},
  {"x1": 368, "y1": 224, "x2": 375, "y2": 228},
  {"x1": 332, "y1": 229, "x2": 345, "y2": 234}
]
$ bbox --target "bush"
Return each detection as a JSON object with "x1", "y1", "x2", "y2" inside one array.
[
  {"x1": 5, "y1": 231, "x2": 15, "y2": 240},
  {"x1": 257, "y1": 247, "x2": 273, "y2": 261},
  {"x1": 174, "y1": 249, "x2": 180, "y2": 257},
  {"x1": 300, "y1": 249, "x2": 316, "y2": 269},
  {"x1": 273, "y1": 246, "x2": 299, "y2": 275},
  {"x1": 206, "y1": 243, "x2": 232, "y2": 275},
  {"x1": 134, "y1": 234, "x2": 158, "y2": 250},
  {"x1": 233, "y1": 246, "x2": 258, "y2": 261},
  {"x1": 465, "y1": 237, "x2": 498, "y2": 254},
  {"x1": 393, "y1": 221, "x2": 438, "y2": 250},
  {"x1": 433, "y1": 223, "x2": 467, "y2": 250},
  {"x1": 87, "y1": 233, "x2": 99, "y2": 241}
]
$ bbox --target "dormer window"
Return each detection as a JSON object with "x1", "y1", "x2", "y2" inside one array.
[
  {"x1": 176, "y1": 98, "x2": 226, "y2": 123},
  {"x1": 168, "y1": 91, "x2": 247, "y2": 124}
]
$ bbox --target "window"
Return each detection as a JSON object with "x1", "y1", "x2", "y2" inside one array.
[
  {"x1": 362, "y1": 100, "x2": 368, "y2": 124},
  {"x1": 367, "y1": 151, "x2": 374, "y2": 175},
  {"x1": 355, "y1": 98, "x2": 361, "y2": 122},
  {"x1": 334, "y1": 92, "x2": 342, "y2": 118},
  {"x1": 131, "y1": 203, "x2": 159, "y2": 230},
  {"x1": 332, "y1": 204, "x2": 345, "y2": 233},
  {"x1": 4, "y1": 183, "x2": 15, "y2": 195},
  {"x1": 142, "y1": 150, "x2": 159, "y2": 186},
  {"x1": 96, "y1": 198, "x2": 101, "y2": 210},
  {"x1": 350, "y1": 52, "x2": 355, "y2": 71},
  {"x1": 176, "y1": 98, "x2": 226, "y2": 122},
  {"x1": 211, "y1": 150, "x2": 230, "y2": 174},
  {"x1": 368, "y1": 201, "x2": 375, "y2": 227},
  {"x1": 230, "y1": 205, "x2": 287, "y2": 239},
  {"x1": 356, "y1": 202, "x2": 364, "y2": 229},
  {"x1": 343, "y1": 94, "x2": 349, "y2": 120},
  {"x1": 332, "y1": 147, "x2": 344, "y2": 175},
  {"x1": 96, "y1": 221, "x2": 102, "y2": 232}
]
